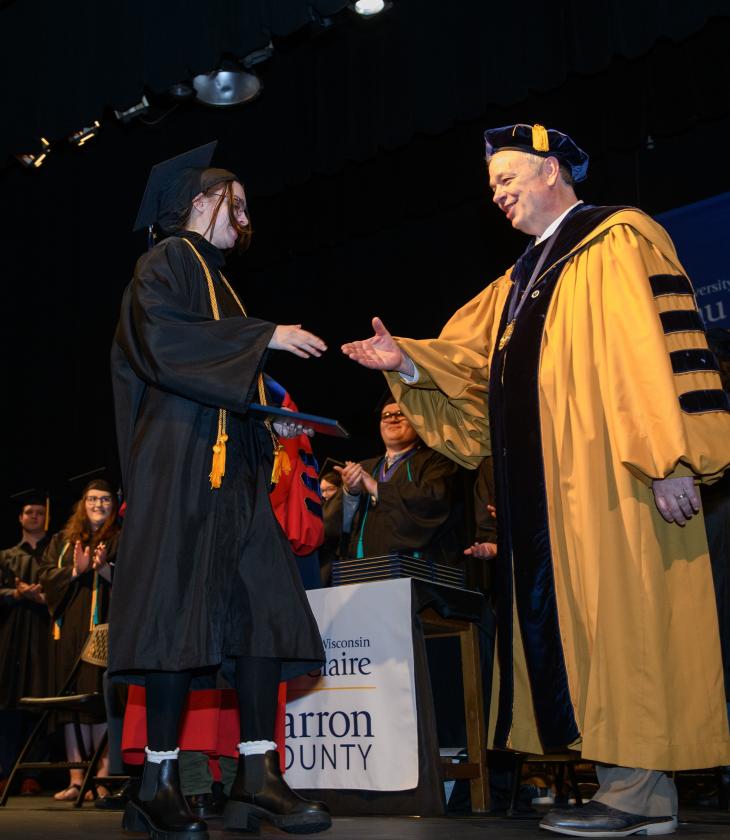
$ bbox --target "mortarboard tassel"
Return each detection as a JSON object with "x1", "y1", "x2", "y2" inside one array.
[
  {"x1": 257, "y1": 373, "x2": 293, "y2": 486},
  {"x1": 270, "y1": 443, "x2": 292, "y2": 486},
  {"x1": 44, "y1": 494, "x2": 50, "y2": 532},
  {"x1": 209, "y1": 417, "x2": 228, "y2": 489},
  {"x1": 532, "y1": 124, "x2": 549, "y2": 152}
]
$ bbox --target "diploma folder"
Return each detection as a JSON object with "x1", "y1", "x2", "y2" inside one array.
[{"x1": 247, "y1": 403, "x2": 350, "y2": 438}]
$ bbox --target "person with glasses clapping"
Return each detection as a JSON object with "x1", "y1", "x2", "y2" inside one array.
[{"x1": 39, "y1": 479, "x2": 121, "y2": 801}]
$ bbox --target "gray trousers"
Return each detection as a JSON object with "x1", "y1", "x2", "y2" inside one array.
[
  {"x1": 592, "y1": 765, "x2": 678, "y2": 817},
  {"x1": 178, "y1": 750, "x2": 238, "y2": 797}
]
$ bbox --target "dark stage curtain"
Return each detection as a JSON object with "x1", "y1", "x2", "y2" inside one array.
[{"x1": 1, "y1": 1, "x2": 728, "y2": 167}]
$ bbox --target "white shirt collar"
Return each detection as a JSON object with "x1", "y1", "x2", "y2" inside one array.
[{"x1": 535, "y1": 200, "x2": 583, "y2": 245}]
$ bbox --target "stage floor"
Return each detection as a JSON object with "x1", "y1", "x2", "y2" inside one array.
[{"x1": 1, "y1": 798, "x2": 729, "y2": 840}]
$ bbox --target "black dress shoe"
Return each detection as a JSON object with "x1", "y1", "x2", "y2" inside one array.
[
  {"x1": 539, "y1": 800, "x2": 677, "y2": 836},
  {"x1": 122, "y1": 759, "x2": 208, "y2": 839},
  {"x1": 224, "y1": 750, "x2": 331, "y2": 834}
]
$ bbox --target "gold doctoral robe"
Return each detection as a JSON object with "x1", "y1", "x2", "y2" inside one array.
[{"x1": 386, "y1": 206, "x2": 730, "y2": 771}]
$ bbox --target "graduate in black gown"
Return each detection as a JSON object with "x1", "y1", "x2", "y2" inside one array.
[
  {"x1": 39, "y1": 478, "x2": 120, "y2": 800},
  {"x1": 0, "y1": 491, "x2": 50, "y2": 793},
  {"x1": 108, "y1": 143, "x2": 331, "y2": 838}
]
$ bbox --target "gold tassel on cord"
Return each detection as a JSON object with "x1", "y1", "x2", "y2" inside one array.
[
  {"x1": 209, "y1": 411, "x2": 229, "y2": 489},
  {"x1": 53, "y1": 541, "x2": 69, "y2": 639},
  {"x1": 532, "y1": 123, "x2": 549, "y2": 152},
  {"x1": 270, "y1": 442, "x2": 292, "y2": 486}
]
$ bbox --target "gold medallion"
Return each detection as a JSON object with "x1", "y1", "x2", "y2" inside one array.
[{"x1": 498, "y1": 320, "x2": 515, "y2": 351}]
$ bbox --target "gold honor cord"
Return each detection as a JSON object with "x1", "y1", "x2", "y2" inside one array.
[
  {"x1": 182, "y1": 238, "x2": 290, "y2": 489},
  {"x1": 52, "y1": 542, "x2": 69, "y2": 640}
]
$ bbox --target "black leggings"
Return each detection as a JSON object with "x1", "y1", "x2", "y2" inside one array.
[{"x1": 145, "y1": 657, "x2": 282, "y2": 751}]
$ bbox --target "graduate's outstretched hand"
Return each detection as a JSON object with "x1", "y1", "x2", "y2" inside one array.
[
  {"x1": 341, "y1": 317, "x2": 414, "y2": 374},
  {"x1": 269, "y1": 325, "x2": 327, "y2": 358}
]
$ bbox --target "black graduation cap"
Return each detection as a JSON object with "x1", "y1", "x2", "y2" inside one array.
[
  {"x1": 8, "y1": 487, "x2": 51, "y2": 531},
  {"x1": 484, "y1": 123, "x2": 589, "y2": 183},
  {"x1": 133, "y1": 141, "x2": 238, "y2": 233},
  {"x1": 67, "y1": 466, "x2": 118, "y2": 500},
  {"x1": 318, "y1": 457, "x2": 344, "y2": 481}
]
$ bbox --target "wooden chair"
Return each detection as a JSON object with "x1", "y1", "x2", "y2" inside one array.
[
  {"x1": 0, "y1": 624, "x2": 126, "y2": 807},
  {"x1": 506, "y1": 750, "x2": 586, "y2": 816},
  {"x1": 419, "y1": 607, "x2": 489, "y2": 812}
]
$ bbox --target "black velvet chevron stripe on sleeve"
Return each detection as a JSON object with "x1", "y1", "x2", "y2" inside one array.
[
  {"x1": 678, "y1": 389, "x2": 730, "y2": 414},
  {"x1": 670, "y1": 348, "x2": 721, "y2": 375},
  {"x1": 649, "y1": 273, "x2": 694, "y2": 297},
  {"x1": 660, "y1": 309, "x2": 705, "y2": 335}
]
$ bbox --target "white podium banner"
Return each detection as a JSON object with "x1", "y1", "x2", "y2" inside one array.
[{"x1": 284, "y1": 578, "x2": 419, "y2": 791}]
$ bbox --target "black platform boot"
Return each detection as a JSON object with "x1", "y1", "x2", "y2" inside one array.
[
  {"x1": 223, "y1": 750, "x2": 331, "y2": 834},
  {"x1": 122, "y1": 758, "x2": 208, "y2": 840}
]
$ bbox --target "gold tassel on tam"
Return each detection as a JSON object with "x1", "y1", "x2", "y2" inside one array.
[{"x1": 532, "y1": 123, "x2": 549, "y2": 152}]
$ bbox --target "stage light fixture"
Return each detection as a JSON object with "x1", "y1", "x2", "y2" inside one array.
[
  {"x1": 351, "y1": 0, "x2": 390, "y2": 16},
  {"x1": 192, "y1": 67, "x2": 262, "y2": 107},
  {"x1": 168, "y1": 81, "x2": 196, "y2": 101},
  {"x1": 114, "y1": 95, "x2": 150, "y2": 124},
  {"x1": 309, "y1": 8, "x2": 336, "y2": 33},
  {"x1": 242, "y1": 41, "x2": 274, "y2": 69},
  {"x1": 68, "y1": 120, "x2": 100, "y2": 147},
  {"x1": 15, "y1": 137, "x2": 51, "y2": 169}
]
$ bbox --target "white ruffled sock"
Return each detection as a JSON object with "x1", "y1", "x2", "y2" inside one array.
[
  {"x1": 237, "y1": 740, "x2": 277, "y2": 756},
  {"x1": 144, "y1": 746, "x2": 180, "y2": 764}
]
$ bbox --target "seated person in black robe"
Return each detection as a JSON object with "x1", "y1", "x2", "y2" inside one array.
[{"x1": 337, "y1": 395, "x2": 464, "y2": 565}]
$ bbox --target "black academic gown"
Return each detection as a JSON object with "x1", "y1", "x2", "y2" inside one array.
[
  {"x1": 345, "y1": 446, "x2": 463, "y2": 565},
  {"x1": 108, "y1": 232, "x2": 324, "y2": 680},
  {"x1": 0, "y1": 537, "x2": 51, "y2": 707},
  {"x1": 39, "y1": 532, "x2": 116, "y2": 723},
  {"x1": 319, "y1": 490, "x2": 344, "y2": 586}
]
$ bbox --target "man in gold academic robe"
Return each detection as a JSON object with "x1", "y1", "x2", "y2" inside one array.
[{"x1": 341, "y1": 123, "x2": 730, "y2": 836}]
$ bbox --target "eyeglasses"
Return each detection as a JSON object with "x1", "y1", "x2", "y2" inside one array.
[
  {"x1": 380, "y1": 410, "x2": 405, "y2": 422},
  {"x1": 86, "y1": 494, "x2": 113, "y2": 506},
  {"x1": 210, "y1": 192, "x2": 247, "y2": 219}
]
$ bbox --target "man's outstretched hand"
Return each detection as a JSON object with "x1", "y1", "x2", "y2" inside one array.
[{"x1": 341, "y1": 317, "x2": 414, "y2": 375}]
